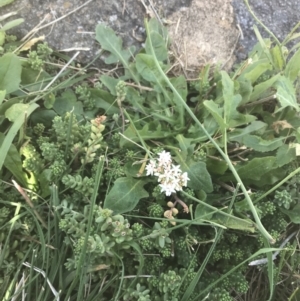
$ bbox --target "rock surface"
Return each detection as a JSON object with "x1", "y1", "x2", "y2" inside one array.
[
  {"x1": 232, "y1": 0, "x2": 300, "y2": 61},
  {"x1": 1, "y1": 0, "x2": 300, "y2": 73}
]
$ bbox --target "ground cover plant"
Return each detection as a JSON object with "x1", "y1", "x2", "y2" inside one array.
[{"x1": 2, "y1": 2, "x2": 300, "y2": 301}]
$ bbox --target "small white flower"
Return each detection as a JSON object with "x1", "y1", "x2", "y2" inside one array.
[
  {"x1": 159, "y1": 182, "x2": 176, "y2": 196},
  {"x1": 146, "y1": 150, "x2": 189, "y2": 196},
  {"x1": 145, "y1": 159, "x2": 157, "y2": 176},
  {"x1": 180, "y1": 172, "x2": 190, "y2": 187},
  {"x1": 157, "y1": 150, "x2": 172, "y2": 166}
]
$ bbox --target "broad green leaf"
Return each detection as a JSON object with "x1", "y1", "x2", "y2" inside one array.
[
  {"x1": 243, "y1": 59, "x2": 273, "y2": 84},
  {"x1": 95, "y1": 24, "x2": 139, "y2": 83},
  {"x1": 285, "y1": 46, "x2": 300, "y2": 82},
  {"x1": 270, "y1": 44, "x2": 285, "y2": 71},
  {"x1": 241, "y1": 135, "x2": 284, "y2": 152},
  {"x1": 221, "y1": 71, "x2": 256, "y2": 127},
  {"x1": 236, "y1": 156, "x2": 277, "y2": 181},
  {"x1": 236, "y1": 77, "x2": 253, "y2": 104},
  {"x1": 175, "y1": 153, "x2": 213, "y2": 192},
  {"x1": 21, "y1": 66, "x2": 52, "y2": 92},
  {"x1": 0, "y1": 53, "x2": 22, "y2": 94},
  {"x1": 276, "y1": 144, "x2": 296, "y2": 167},
  {"x1": 203, "y1": 100, "x2": 226, "y2": 129},
  {"x1": 194, "y1": 203, "x2": 255, "y2": 232},
  {"x1": 0, "y1": 133, "x2": 27, "y2": 186},
  {"x1": 221, "y1": 156, "x2": 278, "y2": 183},
  {"x1": 43, "y1": 93, "x2": 55, "y2": 109},
  {"x1": 175, "y1": 134, "x2": 194, "y2": 158},
  {"x1": 275, "y1": 76, "x2": 300, "y2": 112},
  {"x1": 53, "y1": 89, "x2": 83, "y2": 116},
  {"x1": 0, "y1": 103, "x2": 39, "y2": 172},
  {"x1": 0, "y1": 0, "x2": 15, "y2": 7},
  {"x1": 99, "y1": 75, "x2": 119, "y2": 95},
  {"x1": 194, "y1": 203, "x2": 215, "y2": 220},
  {"x1": 30, "y1": 109, "x2": 57, "y2": 128},
  {"x1": 104, "y1": 177, "x2": 149, "y2": 214},
  {"x1": 5, "y1": 103, "x2": 29, "y2": 121},
  {"x1": 90, "y1": 88, "x2": 119, "y2": 115},
  {"x1": 280, "y1": 203, "x2": 300, "y2": 224},
  {"x1": 229, "y1": 121, "x2": 267, "y2": 142},
  {"x1": 120, "y1": 123, "x2": 170, "y2": 147},
  {"x1": 145, "y1": 31, "x2": 168, "y2": 61},
  {"x1": 2, "y1": 18, "x2": 24, "y2": 31},
  {"x1": 0, "y1": 30, "x2": 5, "y2": 46},
  {"x1": 206, "y1": 157, "x2": 228, "y2": 175},
  {"x1": 135, "y1": 53, "x2": 167, "y2": 92},
  {"x1": 0, "y1": 90, "x2": 5, "y2": 105},
  {"x1": 250, "y1": 73, "x2": 281, "y2": 102},
  {"x1": 188, "y1": 115, "x2": 219, "y2": 142},
  {"x1": 212, "y1": 213, "x2": 256, "y2": 232}
]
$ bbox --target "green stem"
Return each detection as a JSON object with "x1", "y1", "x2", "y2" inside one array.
[{"x1": 145, "y1": 19, "x2": 275, "y2": 243}]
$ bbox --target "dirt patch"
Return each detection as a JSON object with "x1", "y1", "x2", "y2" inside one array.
[{"x1": 167, "y1": 0, "x2": 239, "y2": 77}]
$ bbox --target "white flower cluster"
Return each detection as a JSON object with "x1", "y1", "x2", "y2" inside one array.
[{"x1": 145, "y1": 151, "x2": 190, "y2": 196}]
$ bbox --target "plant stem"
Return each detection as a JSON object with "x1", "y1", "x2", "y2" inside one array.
[{"x1": 145, "y1": 19, "x2": 275, "y2": 243}]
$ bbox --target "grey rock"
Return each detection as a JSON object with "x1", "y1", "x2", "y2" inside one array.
[
  {"x1": 232, "y1": 0, "x2": 300, "y2": 60},
  {"x1": 2, "y1": 0, "x2": 300, "y2": 72}
]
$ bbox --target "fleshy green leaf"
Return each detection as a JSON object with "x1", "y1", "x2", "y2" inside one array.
[
  {"x1": 5, "y1": 103, "x2": 29, "y2": 122},
  {"x1": 104, "y1": 177, "x2": 149, "y2": 214},
  {"x1": 0, "y1": 52, "x2": 22, "y2": 94}
]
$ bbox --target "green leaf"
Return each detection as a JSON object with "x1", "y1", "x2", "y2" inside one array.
[
  {"x1": 221, "y1": 71, "x2": 256, "y2": 127},
  {"x1": 221, "y1": 156, "x2": 278, "y2": 184},
  {"x1": 229, "y1": 121, "x2": 267, "y2": 142},
  {"x1": 175, "y1": 134, "x2": 194, "y2": 158},
  {"x1": 253, "y1": 25, "x2": 274, "y2": 66},
  {"x1": 145, "y1": 31, "x2": 168, "y2": 61},
  {"x1": 285, "y1": 46, "x2": 300, "y2": 82},
  {"x1": 136, "y1": 53, "x2": 167, "y2": 92},
  {"x1": 206, "y1": 157, "x2": 228, "y2": 175},
  {"x1": 276, "y1": 144, "x2": 296, "y2": 167},
  {"x1": 250, "y1": 73, "x2": 281, "y2": 102},
  {"x1": 52, "y1": 89, "x2": 83, "y2": 116},
  {"x1": 240, "y1": 135, "x2": 284, "y2": 152},
  {"x1": 0, "y1": 103, "x2": 39, "y2": 172},
  {"x1": 95, "y1": 24, "x2": 139, "y2": 83},
  {"x1": 145, "y1": 18, "x2": 168, "y2": 62},
  {"x1": 2, "y1": 18, "x2": 24, "y2": 31},
  {"x1": 0, "y1": 90, "x2": 5, "y2": 106},
  {"x1": 104, "y1": 177, "x2": 149, "y2": 214},
  {"x1": 0, "y1": 0, "x2": 15, "y2": 8},
  {"x1": 212, "y1": 212, "x2": 256, "y2": 232},
  {"x1": 120, "y1": 123, "x2": 170, "y2": 147},
  {"x1": 43, "y1": 93, "x2": 55, "y2": 109},
  {"x1": 243, "y1": 59, "x2": 273, "y2": 84},
  {"x1": 275, "y1": 76, "x2": 300, "y2": 112},
  {"x1": 5, "y1": 103, "x2": 29, "y2": 121},
  {"x1": 175, "y1": 153, "x2": 213, "y2": 192},
  {"x1": 270, "y1": 45, "x2": 285, "y2": 71},
  {"x1": 0, "y1": 133, "x2": 27, "y2": 186},
  {"x1": 203, "y1": 100, "x2": 226, "y2": 130},
  {"x1": 0, "y1": 52, "x2": 22, "y2": 94},
  {"x1": 194, "y1": 203, "x2": 255, "y2": 232},
  {"x1": 280, "y1": 203, "x2": 300, "y2": 224}
]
